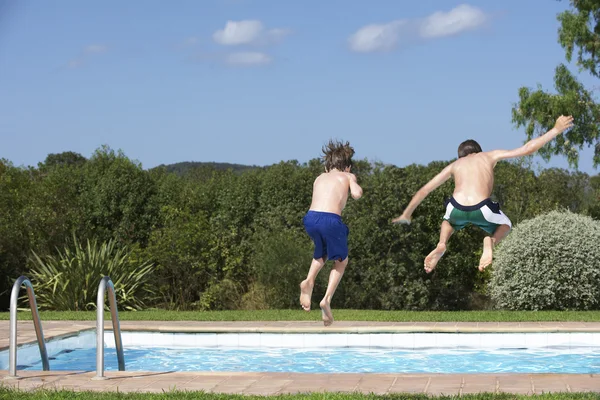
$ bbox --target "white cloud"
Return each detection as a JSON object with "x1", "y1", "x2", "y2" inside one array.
[
  {"x1": 420, "y1": 4, "x2": 487, "y2": 39},
  {"x1": 213, "y1": 20, "x2": 289, "y2": 46},
  {"x1": 214, "y1": 20, "x2": 262, "y2": 45},
  {"x1": 348, "y1": 20, "x2": 406, "y2": 53},
  {"x1": 348, "y1": 4, "x2": 488, "y2": 53},
  {"x1": 225, "y1": 51, "x2": 271, "y2": 66}
]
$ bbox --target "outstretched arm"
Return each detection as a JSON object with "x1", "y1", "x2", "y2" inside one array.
[
  {"x1": 347, "y1": 173, "x2": 363, "y2": 199},
  {"x1": 392, "y1": 164, "x2": 453, "y2": 225},
  {"x1": 489, "y1": 115, "x2": 574, "y2": 162}
]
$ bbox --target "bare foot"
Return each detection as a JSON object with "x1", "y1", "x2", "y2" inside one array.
[
  {"x1": 299, "y1": 280, "x2": 313, "y2": 311},
  {"x1": 319, "y1": 299, "x2": 334, "y2": 326},
  {"x1": 478, "y1": 237, "x2": 493, "y2": 271},
  {"x1": 424, "y1": 243, "x2": 446, "y2": 273}
]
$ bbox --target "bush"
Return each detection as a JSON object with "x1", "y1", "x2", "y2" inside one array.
[
  {"x1": 143, "y1": 206, "x2": 216, "y2": 310},
  {"x1": 199, "y1": 279, "x2": 242, "y2": 311},
  {"x1": 490, "y1": 210, "x2": 600, "y2": 310},
  {"x1": 250, "y1": 228, "x2": 317, "y2": 309},
  {"x1": 27, "y1": 236, "x2": 155, "y2": 311},
  {"x1": 240, "y1": 283, "x2": 272, "y2": 310}
]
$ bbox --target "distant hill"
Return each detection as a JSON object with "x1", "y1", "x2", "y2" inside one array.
[{"x1": 154, "y1": 161, "x2": 260, "y2": 176}]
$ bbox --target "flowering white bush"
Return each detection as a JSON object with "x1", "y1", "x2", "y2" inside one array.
[{"x1": 490, "y1": 210, "x2": 600, "y2": 310}]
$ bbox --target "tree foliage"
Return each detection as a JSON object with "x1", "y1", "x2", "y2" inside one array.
[
  {"x1": 0, "y1": 147, "x2": 598, "y2": 311},
  {"x1": 512, "y1": 0, "x2": 600, "y2": 168}
]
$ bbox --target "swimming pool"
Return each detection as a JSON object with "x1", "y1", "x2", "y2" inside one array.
[{"x1": 2, "y1": 331, "x2": 599, "y2": 374}]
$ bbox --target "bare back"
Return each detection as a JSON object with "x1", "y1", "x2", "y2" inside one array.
[
  {"x1": 310, "y1": 170, "x2": 362, "y2": 215},
  {"x1": 450, "y1": 152, "x2": 496, "y2": 205}
]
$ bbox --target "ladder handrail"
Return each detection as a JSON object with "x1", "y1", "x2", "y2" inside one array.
[
  {"x1": 95, "y1": 276, "x2": 125, "y2": 379},
  {"x1": 8, "y1": 276, "x2": 49, "y2": 377}
]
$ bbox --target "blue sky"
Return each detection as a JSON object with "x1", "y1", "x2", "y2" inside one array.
[{"x1": 0, "y1": 0, "x2": 597, "y2": 173}]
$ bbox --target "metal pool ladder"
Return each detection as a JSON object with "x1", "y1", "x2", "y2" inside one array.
[
  {"x1": 95, "y1": 276, "x2": 125, "y2": 379},
  {"x1": 7, "y1": 276, "x2": 49, "y2": 378}
]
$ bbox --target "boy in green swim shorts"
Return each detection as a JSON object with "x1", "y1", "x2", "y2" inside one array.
[{"x1": 392, "y1": 115, "x2": 574, "y2": 273}]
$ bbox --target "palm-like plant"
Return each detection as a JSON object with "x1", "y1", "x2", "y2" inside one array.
[{"x1": 26, "y1": 236, "x2": 155, "y2": 311}]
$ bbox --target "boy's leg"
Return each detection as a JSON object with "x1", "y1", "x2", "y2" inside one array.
[
  {"x1": 300, "y1": 257, "x2": 326, "y2": 311},
  {"x1": 478, "y1": 224, "x2": 511, "y2": 271},
  {"x1": 319, "y1": 257, "x2": 348, "y2": 327},
  {"x1": 424, "y1": 220, "x2": 454, "y2": 273}
]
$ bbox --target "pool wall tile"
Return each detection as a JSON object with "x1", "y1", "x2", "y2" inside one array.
[
  {"x1": 303, "y1": 333, "x2": 320, "y2": 348},
  {"x1": 525, "y1": 333, "x2": 547, "y2": 348},
  {"x1": 174, "y1": 333, "x2": 198, "y2": 347},
  {"x1": 480, "y1": 333, "x2": 505, "y2": 348},
  {"x1": 260, "y1": 333, "x2": 283, "y2": 348},
  {"x1": 346, "y1": 333, "x2": 369, "y2": 348},
  {"x1": 455, "y1": 333, "x2": 480, "y2": 348},
  {"x1": 392, "y1": 333, "x2": 413, "y2": 349},
  {"x1": 153, "y1": 332, "x2": 176, "y2": 347},
  {"x1": 413, "y1": 334, "x2": 432, "y2": 349},
  {"x1": 238, "y1": 333, "x2": 261, "y2": 348},
  {"x1": 104, "y1": 334, "x2": 116, "y2": 347},
  {"x1": 194, "y1": 333, "x2": 217, "y2": 347},
  {"x1": 547, "y1": 333, "x2": 571, "y2": 348},
  {"x1": 280, "y1": 334, "x2": 304, "y2": 348},
  {"x1": 570, "y1": 333, "x2": 595, "y2": 347},
  {"x1": 217, "y1": 334, "x2": 239, "y2": 348},
  {"x1": 102, "y1": 331, "x2": 600, "y2": 350},
  {"x1": 370, "y1": 334, "x2": 393, "y2": 349},
  {"x1": 499, "y1": 333, "x2": 527, "y2": 348},
  {"x1": 326, "y1": 334, "x2": 349, "y2": 348},
  {"x1": 435, "y1": 334, "x2": 459, "y2": 348}
]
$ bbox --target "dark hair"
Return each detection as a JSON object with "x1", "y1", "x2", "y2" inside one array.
[
  {"x1": 322, "y1": 139, "x2": 355, "y2": 171},
  {"x1": 457, "y1": 139, "x2": 482, "y2": 158}
]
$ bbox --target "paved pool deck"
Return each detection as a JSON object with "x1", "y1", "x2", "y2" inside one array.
[{"x1": 1, "y1": 320, "x2": 599, "y2": 395}]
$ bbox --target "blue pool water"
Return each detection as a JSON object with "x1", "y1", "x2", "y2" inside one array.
[{"x1": 13, "y1": 346, "x2": 600, "y2": 374}]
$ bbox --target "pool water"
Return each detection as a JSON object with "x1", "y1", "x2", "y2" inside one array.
[
  {"x1": 2, "y1": 331, "x2": 600, "y2": 374},
  {"x1": 29, "y1": 346, "x2": 600, "y2": 374}
]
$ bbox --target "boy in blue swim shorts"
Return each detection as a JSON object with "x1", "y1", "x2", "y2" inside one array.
[
  {"x1": 300, "y1": 140, "x2": 363, "y2": 326},
  {"x1": 393, "y1": 115, "x2": 574, "y2": 273}
]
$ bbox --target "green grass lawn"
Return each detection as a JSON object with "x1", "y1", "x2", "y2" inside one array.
[
  {"x1": 1, "y1": 309, "x2": 600, "y2": 322},
  {"x1": 1, "y1": 388, "x2": 599, "y2": 400}
]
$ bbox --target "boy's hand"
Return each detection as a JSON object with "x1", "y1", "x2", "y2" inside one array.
[
  {"x1": 392, "y1": 214, "x2": 411, "y2": 225},
  {"x1": 554, "y1": 115, "x2": 574, "y2": 133}
]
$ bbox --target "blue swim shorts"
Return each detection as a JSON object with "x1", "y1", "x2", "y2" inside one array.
[{"x1": 302, "y1": 211, "x2": 349, "y2": 262}]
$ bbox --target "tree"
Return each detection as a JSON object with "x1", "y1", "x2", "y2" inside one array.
[
  {"x1": 0, "y1": 161, "x2": 32, "y2": 309},
  {"x1": 43, "y1": 152, "x2": 87, "y2": 168},
  {"x1": 81, "y1": 146, "x2": 159, "y2": 245},
  {"x1": 589, "y1": 174, "x2": 600, "y2": 219},
  {"x1": 512, "y1": 0, "x2": 600, "y2": 168}
]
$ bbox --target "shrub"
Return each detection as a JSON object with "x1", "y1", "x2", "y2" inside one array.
[
  {"x1": 27, "y1": 236, "x2": 155, "y2": 311},
  {"x1": 199, "y1": 279, "x2": 242, "y2": 311},
  {"x1": 250, "y1": 228, "x2": 318, "y2": 309},
  {"x1": 240, "y1": 283, "x2": 272, "y2": 310},
  {"x1": 143, "y1": 207, "x2": 216, "y2": 310},
  {"x1": 490, "y1": 210, "x2": 600, "y2": 310}
]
